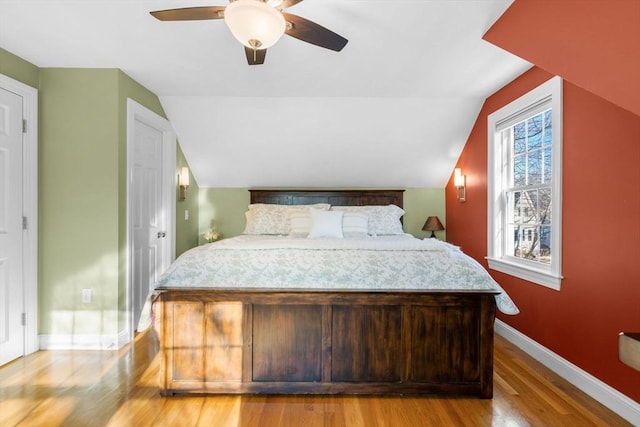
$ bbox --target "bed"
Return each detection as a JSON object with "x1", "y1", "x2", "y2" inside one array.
[{"x1": 152, "y1": 189, "x2": 517, "y2": 397}]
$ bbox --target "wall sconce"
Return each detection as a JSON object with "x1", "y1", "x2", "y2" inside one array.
[
  {"x1": 178, "y1": 167, "x2": 189, "y2": 201},
  {"x1": 422, "y1": 216, "x2": 445, "y2": 238},
  {"x1": 454, "y1": 168, "x2": 466, "y2": 202}
]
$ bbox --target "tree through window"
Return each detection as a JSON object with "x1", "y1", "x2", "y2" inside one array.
[{"x1": 506, "y1": 109, "x2": 552, "y2": 263}]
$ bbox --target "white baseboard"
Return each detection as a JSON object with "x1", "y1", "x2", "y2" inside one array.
[
  {"x1": 39, "y1": 331, "x2": 128, "y2": 351},
  {"x1": 496, "y1": 319, "x2": 640, "y2": 426}
]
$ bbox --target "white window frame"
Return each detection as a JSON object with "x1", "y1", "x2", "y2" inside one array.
[{"x1": 487, "y1": 76, "x2": 563, "y2": 290}]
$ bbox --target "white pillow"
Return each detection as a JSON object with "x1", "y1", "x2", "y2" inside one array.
[
  {"x1": 342, "y1": 212, "x2": 369, "y2": 238},
  {"x1": 308, "y1": 209, "x2": 344, "y2": 239},
  {"x1": 331, "y1": 205, "x2": 405, "y2": 235},
  {"x1": 244, "y1": 203, "x2": 330, "y2": 235}
]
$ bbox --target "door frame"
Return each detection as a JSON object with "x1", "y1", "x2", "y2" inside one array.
[
  {"x1": 126, "y1": 98, "x2": 176, "y2": 343},
  {"x1": 0, "y1": 73, "x2": 38, "y2": 357}
]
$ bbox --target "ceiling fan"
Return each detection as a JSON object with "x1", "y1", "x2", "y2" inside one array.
[{"x1": 150, "y1": 0, "x2": 348, "y2": 65}]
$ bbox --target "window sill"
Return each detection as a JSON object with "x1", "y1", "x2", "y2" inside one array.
[{"x1": 486, "y1": 257, "x2": 562, "y2": 290}]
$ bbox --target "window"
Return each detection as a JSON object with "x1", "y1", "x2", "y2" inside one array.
[{"x1": 487, "y1": 76, "x2": 563, "y2": 290}]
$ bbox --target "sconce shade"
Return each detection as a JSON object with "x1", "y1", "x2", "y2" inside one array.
[
  {"x1": 224, "y1": 0, "x2": 286, "y2": 49},
  {"x1": 178, "y1": 167, "x2": 190, "y2": 201},
  {"x1": 454, "y1": 168, "x2": 464, "y2": 187},
  {"x1": 422, "y1": 216, "x2": 444, "y2": 238},
  {"x1": 453, "y1": 167, "x2": 466, "y2": 202},
  {"x1": 179, "y1": 167, "x2": 190, "y2": 187}
]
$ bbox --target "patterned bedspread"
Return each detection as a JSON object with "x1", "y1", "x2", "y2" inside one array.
[{"x1": 154, "y1": 234, "x2": 518, "y2": 315}]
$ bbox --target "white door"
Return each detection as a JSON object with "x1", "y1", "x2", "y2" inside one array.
[
  {"x1": 132, "y1": 120, "x2": 166, "y2": 329},
  {"x1": 0, "y1": 87, "x2": 24, "y2": 365}
]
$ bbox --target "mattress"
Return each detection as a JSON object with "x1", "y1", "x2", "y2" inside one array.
[{"x1": 155, "y1": 234, "x2": 518, "y2": 315}]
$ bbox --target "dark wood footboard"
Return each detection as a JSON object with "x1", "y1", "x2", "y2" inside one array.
[{"x1": 157, "y1": 289, "x2": 497, "y2": 398}]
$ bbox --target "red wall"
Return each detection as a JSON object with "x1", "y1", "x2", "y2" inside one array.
[
  {"x1": 483, "y1": 0, "x2": 640, "y2": 117},
  {"x1": 446, "y1": 66, "x2": 640, "y2": 402}
]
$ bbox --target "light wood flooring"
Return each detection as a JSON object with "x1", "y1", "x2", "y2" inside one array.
[{"x1": 0, "y1": 331, "x2": 631, "y2": 426}]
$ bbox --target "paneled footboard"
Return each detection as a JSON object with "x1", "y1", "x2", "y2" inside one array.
[{"x1": 157, "y1": 289, "x2": 497, "y2": 397}]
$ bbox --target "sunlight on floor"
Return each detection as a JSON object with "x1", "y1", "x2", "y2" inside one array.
[{"x1": 0, "y1": 331, "x2": 630, "y2": 427}]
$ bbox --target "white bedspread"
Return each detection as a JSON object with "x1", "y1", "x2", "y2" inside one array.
[{"x1": 153, "y1": 234, "x2": 518, "y2": 315}]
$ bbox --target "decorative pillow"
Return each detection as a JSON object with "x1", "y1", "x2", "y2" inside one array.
[
  {"x1": 342, "y1": 212, "x2": 369, "y2": 238},
  {"x1": 244, "y1": 203, "x2": 330, "y2": 235},
  {"x1": 331, "y1": 205, "x2": 405, "y2": 235},
  {"x1": 308, "y1": 209, "x2": 344, "y2": 239},
  {"x1": 288, "y1": 211, "x2": 313, "y2": 237}
]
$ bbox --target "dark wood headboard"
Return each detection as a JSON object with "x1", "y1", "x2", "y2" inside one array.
[{"x1": 249, "y1": 190, "x2": 404, "y2": 209}]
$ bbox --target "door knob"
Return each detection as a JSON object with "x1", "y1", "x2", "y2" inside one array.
[{"x1": 157, "y1": 231, "x2": 166, "y2": 238}]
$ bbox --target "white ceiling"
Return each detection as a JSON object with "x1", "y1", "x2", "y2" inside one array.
[{"x1": 0, "y1": 0, "x2": 531, "y2": 188}]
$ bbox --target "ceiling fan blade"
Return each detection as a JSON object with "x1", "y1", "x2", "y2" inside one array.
[
  {"x1": 283, "y1": 13, "x2": 348, "y2": 52},
  {"x1": 150, "y1": 6, "x2": 225, "y2": 21},
  {"x1": 282, "y1": 0, "x2": 304, "y2": 9},
  {"x1": 245, "y1": 47, "x2": 267, "y2": 65}
]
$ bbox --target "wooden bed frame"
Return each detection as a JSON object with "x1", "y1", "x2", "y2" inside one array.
[{"x1": 157, "y1": 190, "x2": 497, "y2": 397}]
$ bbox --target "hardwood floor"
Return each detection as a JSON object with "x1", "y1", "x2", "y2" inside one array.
[{"x1": 0, "y1": 331, "x2": 631, "y2": 427}]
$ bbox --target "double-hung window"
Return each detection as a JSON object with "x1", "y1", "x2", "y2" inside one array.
[{"x1": 487, "y1": 76, "x2": 563, "y2": 290}]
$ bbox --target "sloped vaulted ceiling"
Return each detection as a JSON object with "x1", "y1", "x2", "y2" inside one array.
[
  {"x1": 0, "y1": 0, "x2": 531, "y2": 187},
  {"x1": 157, "y1": 0, "x2": 532, "y2": 188}
]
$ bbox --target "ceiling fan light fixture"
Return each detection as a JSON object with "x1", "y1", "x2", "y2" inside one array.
[{"x1": 224, "y1": 0, "x2": 286, "y2": 50}]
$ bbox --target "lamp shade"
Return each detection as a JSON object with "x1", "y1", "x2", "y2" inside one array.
[
  {"x1": 224, "y1": 0, "x2": 286, "y2": 49},
  {"x1": 422, "y1": 216, "x2": 444, "y2": 238}
]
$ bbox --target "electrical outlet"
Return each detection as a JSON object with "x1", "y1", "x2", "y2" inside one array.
[
  {"x1": 184, "y1": 209, "x2": 190, "y2": 220},
  {"x1": 82, "y1": 289, "x2": 91, "y2": 303}
]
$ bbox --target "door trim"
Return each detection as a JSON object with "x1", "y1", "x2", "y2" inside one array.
[
  {"x1": 126, "y1": 98, "x2": 176, "y2": 344},
  {"x1": 0, "y1": 73, "x2": 38, "y2": 357}
]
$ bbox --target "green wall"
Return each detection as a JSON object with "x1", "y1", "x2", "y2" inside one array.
[
  {"x1": 37, "y1": 68, "x2": 202, "y2": 338},
  {"x1": 198, "y1": 188, "x2": 445, "y2": 244},
  {"x1": 199, "y1": 188, "x2": 252, "y2": 243},
  {"x1": 39, "y1": 68, "x2": 121, "y2": 336},
  {"x1": 0, "y1": 47, "x2": 39, "y2": 88},
  {"x1": 403, "y1": 188, "x2": 446, "y2": 240}
]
